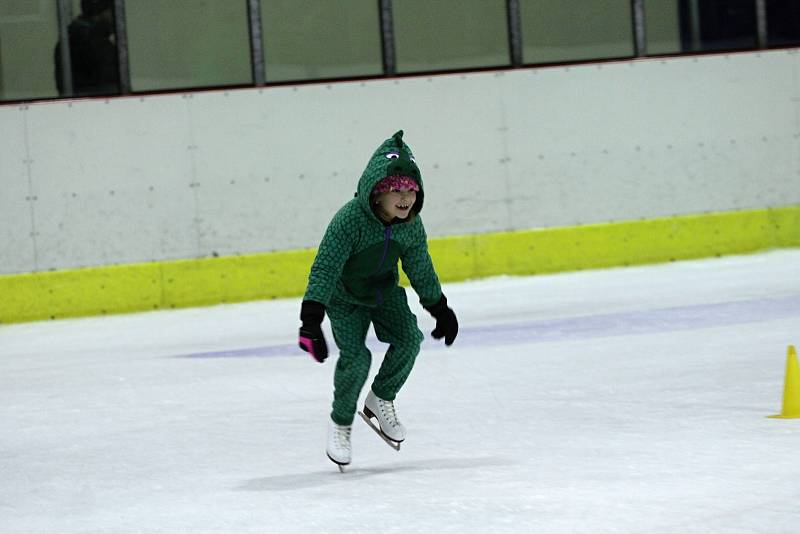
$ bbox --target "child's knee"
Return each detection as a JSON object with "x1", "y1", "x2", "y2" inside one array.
[
  {"x1": 396, "y1": 328, "x2": 423, "y2": 357},
  {"x1": 335, "y1": 347, "x2": 372, "y2": 378}
]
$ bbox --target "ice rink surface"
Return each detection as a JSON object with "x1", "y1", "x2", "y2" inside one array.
[{"x1": 2, "y1": 250, "x2": 799, "y2": 534}]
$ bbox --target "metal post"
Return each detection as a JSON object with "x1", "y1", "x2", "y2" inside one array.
[
  {"x1": 113, "y1": 0, "x2": 132, "y2": 93},
  {"x1": 689, "y1": 0, "x2": 702, "y2": 51},
  {"x1": 755, "y1": 0, "x2": 768, "y2": 49},
  {"x1": 56, "y1": 0, "x2": 73, "y2": 96},
  {"x1": 506, "y1": 0, "x2": 523, "y2": 66},
  {"x1": 247, "y1": 0, "x2": 266, "y2": 85},
  {"x1": 632, "y1": 0, "x2": 646, "y2": 57},
  {"x1": 378, "y1": 0, "x2": 396, "y2": 75}
]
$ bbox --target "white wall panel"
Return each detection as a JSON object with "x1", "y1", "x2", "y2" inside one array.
[
  {"x1": 0, "y1": 106, "x2": 35, "y2": 272},
  {"x1": 503, "y1": 52, "x2": 800, "y2": 228},
  {"x1": 0, "y1": 49, "x2": 798, "y2": 275},
  {"x1": 24, "y1": 96, "x2": 196, "y2": 270},
  {"x1": 186, "y1": 86, "x2": 359, "y2": 255}
]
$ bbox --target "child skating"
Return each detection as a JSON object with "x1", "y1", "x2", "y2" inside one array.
[{"x1": 298, "y1": 130, "x2": 458, "y2": 469}]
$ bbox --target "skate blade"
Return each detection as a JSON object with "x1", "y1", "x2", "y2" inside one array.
[
  {"x1": 358, "y1": 410, "x2": 401, "y2": 451},
  {"x1": 326, "y1": 453, "x2": 350, "y2": 472}
]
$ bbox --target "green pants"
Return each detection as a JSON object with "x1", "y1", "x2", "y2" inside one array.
[{"x1": 327, "y1": 286, "x2": 424, "y2": 426}]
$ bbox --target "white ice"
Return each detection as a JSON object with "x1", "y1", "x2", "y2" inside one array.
[{"x1": 2, "y1": 250, "x2": 799, "y2": 534}]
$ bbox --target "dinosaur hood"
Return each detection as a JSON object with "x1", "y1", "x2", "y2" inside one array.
[{"x1": 356, "y1": 130, "x2": 424, "y2": 219}]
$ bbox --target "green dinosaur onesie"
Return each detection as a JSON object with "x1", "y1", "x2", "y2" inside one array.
[{"x1": 304, "y1": 131, "x2": 443, "y2": 425}]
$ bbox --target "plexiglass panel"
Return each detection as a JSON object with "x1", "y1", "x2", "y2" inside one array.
[
  {"x1": 520, "y1": 0, "x2": 634, "y2": 64},
  {"x1": 260, "y1": 0, "x2": 382, "y2": 82},
  {"x1": 393, "y1": 0, "x2": 509, "y2": 73},
  {"x1": 645, "y1": 0, "x2": 682, "y2": 55},
  {"x1": 126, "y1": 0, "x2": 251, "y2": 92},
  {"x1": 0, "y1": 0, "x2": 61, "y2": 101}
]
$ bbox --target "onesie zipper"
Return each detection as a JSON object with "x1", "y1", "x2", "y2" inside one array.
[{"x1": 374, "y1": 225, "x2": 393, "y2": 305}]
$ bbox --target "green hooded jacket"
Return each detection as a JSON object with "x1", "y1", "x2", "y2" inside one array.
[{"x1": 303, "y1": 131, "x2": 442, "y2": 309}]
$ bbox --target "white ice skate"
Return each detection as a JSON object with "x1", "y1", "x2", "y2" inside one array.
[
  {"x1": 359, "y1": 390, "x2": 405, "y2": 450},
  {"x1": 326, "y1": 420, "x2": 352, "y2": 471}
]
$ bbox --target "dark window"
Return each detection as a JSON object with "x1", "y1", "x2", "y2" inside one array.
[
  {"x1": 679, "y1": 0, "x2": 757, "y2": 52},
  {"x1": 55, "y1": 0, "x2": 120, "y2": 97},
  {"x1": 767, "y1": 0, "x2": 800, "y2": 47}
]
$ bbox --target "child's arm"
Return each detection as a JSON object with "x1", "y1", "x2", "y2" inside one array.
[
  {"x1": 401, "y1": 219, "x2": 458, "y2": 345},
  {"x1": 399, "y1": 219, "x2": 442, "y2": 308},
  {"x1": 304, "y1": 212, "x2": 355, "y2": 306},
  {"x1": 298, "y1": 211, "x2": 355, "y2": 362}
]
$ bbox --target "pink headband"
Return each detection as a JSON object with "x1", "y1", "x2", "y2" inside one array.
[{"x1": 372, "y1": 175, "x2": 419, "y2": 195}]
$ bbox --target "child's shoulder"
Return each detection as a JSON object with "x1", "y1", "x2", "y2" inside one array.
[
  {"x1": 392, "y1": 214, "x2": 428, "y2": 246},
  {"x1": 329, "y1": 197, "x2": 369, "y2": 228}
]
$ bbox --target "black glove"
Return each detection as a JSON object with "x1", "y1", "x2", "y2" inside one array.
[
  {"x1": 424, "y1": 294, "x2": 458, "y2": 346},
  {"x1": 298, "y1": 300, "x2": 328, "y2": 363}
]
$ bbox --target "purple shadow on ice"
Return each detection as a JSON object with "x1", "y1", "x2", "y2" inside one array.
[{"x1": 172, "y1": 295, "x2": 800, "y2": 359}]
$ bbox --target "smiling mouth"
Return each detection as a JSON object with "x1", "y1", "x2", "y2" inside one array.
[{"x1": 396, "y1": 204, "x2": 410, "y2": 211}]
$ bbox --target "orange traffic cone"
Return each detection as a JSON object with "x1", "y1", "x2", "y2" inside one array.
[{"x1": 768, "y1": 345, "x2": 800, "y2": 419}]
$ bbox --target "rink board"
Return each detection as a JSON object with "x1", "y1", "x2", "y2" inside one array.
[
  {"x1": 1, "y1": 204, "x2": 798, "y2": 324},
  {"x1": 3, "y1": 50, "x2": 799, "y2": 276}
]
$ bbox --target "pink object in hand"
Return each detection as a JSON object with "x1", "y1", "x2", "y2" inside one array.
[{"x1": 299, "y1": 336, "x2": 317, "y2": 360}]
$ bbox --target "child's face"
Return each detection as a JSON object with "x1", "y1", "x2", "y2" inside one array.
[{"x1": 374, "y1": 187, "x2": 417, "y2": 222}]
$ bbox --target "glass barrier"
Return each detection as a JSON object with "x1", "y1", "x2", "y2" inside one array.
[
  {"x1": 1, "y1": 0, "x2": 798, "y2": 103},
  {"x1": 0, "y1": 0, "x2": 62, "y2": 101},
  {"x1": 260, "y1": 0, "x2": 382, "y2": 82},
  {"x1": 646, "y1": 0, "x2": 682, "y2": 55},
  {"x1": 126, "y1": 0, "x2": 251, "y2": 92},
  {"x1": 393, "y1": 0, "x2": 509, "y2": 73},
  {"x1": 520, "y1": 0, "x2": 634, "y2": 64}
]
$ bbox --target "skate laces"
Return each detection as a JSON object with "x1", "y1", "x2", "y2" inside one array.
[
  {"x1": 379, "y1": 399, "x2": 401, "y2": 428},
  {"x1": 334, "y1": 425, "x2": 352, "y2": 449}
]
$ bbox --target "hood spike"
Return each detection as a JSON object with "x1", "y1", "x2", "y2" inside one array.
[{"x1": 393, "y1": 130, "x2": 404, "y2": 151}]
